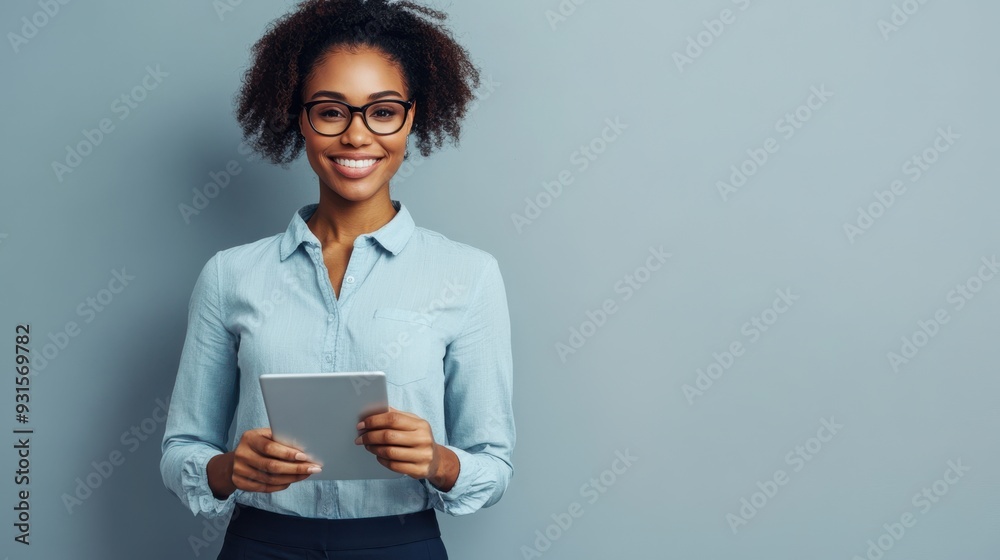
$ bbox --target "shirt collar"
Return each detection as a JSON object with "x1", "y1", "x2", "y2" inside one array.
[{"x1": 278, "y1": 199, "x2": 415, "y2": 261}]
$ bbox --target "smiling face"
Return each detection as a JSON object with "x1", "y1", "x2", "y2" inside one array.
[{"x1": 298, "y1": 46, "x2": 415, "y2": 204}]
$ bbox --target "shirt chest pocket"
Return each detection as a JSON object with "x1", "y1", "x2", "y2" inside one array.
[{"x1": 370, "y1": 308, "x2": 444, "y2": 386}]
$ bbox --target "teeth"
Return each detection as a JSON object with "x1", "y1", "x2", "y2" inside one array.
[{"x1": 333, "y1": 158, "x2": 379, "y2": 168}]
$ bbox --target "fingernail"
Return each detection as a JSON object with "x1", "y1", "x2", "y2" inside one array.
[
  {"x1": 295, "y1": 452, "x2": 308, "y2": 461},
  {"x1": 307, "y1": 466, "x2": 322, "y2": 474},
  {"x1": 354, "y1": 436, "x2": 361, "y2": 444},
  {"x1": 356, "y1": 421, "x2": 364, "y2": 430}
]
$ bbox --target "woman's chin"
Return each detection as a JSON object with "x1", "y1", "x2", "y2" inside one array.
[{"x1": 324, "y1": 178, "x2": 387, "y2": 203}]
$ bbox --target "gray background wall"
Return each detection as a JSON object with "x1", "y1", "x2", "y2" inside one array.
[{"x1": 2, "y1": 1, "x2": 998, "y2": 558}]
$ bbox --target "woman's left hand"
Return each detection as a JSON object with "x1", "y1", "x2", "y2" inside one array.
[{"x1": 355, "y1": 406, "x2": 459, "y2": 491}]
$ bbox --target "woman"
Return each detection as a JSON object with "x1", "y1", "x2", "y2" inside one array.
[{"x1": 159, "y1": 1, "x2": 515, "y2": 558}]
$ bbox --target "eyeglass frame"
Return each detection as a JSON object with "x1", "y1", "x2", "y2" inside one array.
[{"x1": 300, "y1": 98, "x2": 415, "y2": 137}]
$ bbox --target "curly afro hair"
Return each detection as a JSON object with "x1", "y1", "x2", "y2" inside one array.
[{"x1": 235, "y1": 0, "x2": 481, "y2": 166}]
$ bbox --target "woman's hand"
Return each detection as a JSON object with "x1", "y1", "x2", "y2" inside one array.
[
  {"x1": 208, "y1": 427, "x2": 322, "y2": 499},
  {"x1": 355, "y1": 406, "x2": 460, "y2": 492}
]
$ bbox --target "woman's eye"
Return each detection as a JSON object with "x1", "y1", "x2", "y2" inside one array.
[{"x1": 371, "y1": 108, "x2": 398, "y2": 119}]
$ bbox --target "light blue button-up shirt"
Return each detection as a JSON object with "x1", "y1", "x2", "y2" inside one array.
[{"x1": 160, "y1": 200, "x2": 515, "y2": 519}]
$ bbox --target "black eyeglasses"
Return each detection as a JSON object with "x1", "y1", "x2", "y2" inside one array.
[{"x1": 302, "y1": 98, "x2": 414, "y2": 136}]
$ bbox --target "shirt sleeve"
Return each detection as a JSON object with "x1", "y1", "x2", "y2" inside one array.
[
  {"x1": 422, "y1": 255, "x2": 516, "y2": 516},
  {"x1": 160, "y1": 252, "x2": 244, "y2": 518}
]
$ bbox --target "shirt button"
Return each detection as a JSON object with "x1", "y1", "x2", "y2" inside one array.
[
  {"x1": 324, "y1": 353, "x2": 333, "y2": 363},
  {"x1": 345, "y1": 275, "x2": 355, "y2": 284},
  {"x1": 327, "y1": 316, "x2": 334, "y2": 323}
]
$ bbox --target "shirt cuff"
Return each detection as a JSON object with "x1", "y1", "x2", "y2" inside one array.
[
  {"x1": 181, "y1": 448, "x2": 242, "y2": 519},
  {"x1": 422, "y1": 445, "x2": 495, "y2": 516}
]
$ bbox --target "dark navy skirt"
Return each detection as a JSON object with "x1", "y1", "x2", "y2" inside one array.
[{"x1": 217, "y1": 505, "x2": 449, "y2": 559}]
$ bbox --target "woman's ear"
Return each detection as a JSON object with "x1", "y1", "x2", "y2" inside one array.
[{"x1": 403, "y1": 101, "x2": 416, "y2": 156}]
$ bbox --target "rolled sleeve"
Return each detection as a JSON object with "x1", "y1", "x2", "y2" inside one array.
[
  {"x1": 160, "y1": 252, "x2": 242, "y2": 519},
  {"x1": 179, "y1": 447, "x2": 243, "y2": 518},
  {"x1": 426, "y1": 256, "x2": 515, "y2": 516}
]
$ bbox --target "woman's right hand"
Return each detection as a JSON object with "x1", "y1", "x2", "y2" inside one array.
[{"x1": 207, "y1": 427, "x2": 322, "y2": 499}]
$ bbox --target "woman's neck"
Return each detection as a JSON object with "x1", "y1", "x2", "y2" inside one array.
[{"x1": 306, "y1": 186, "x2": 398, "y2": 248}]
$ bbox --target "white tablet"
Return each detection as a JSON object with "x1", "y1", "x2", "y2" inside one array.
[{"x1": 258, "y1": 371, "x2": 404, "y2": 480}]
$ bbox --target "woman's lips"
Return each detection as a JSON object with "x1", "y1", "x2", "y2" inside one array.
[{"x1": 329, "y1": 157, "x2": 383, "y2": 179}]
